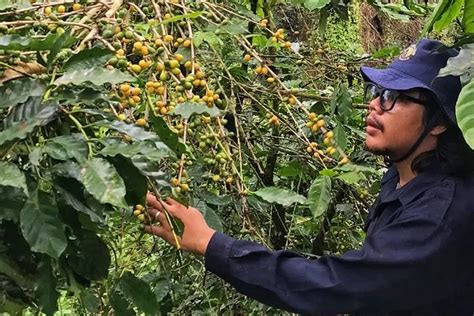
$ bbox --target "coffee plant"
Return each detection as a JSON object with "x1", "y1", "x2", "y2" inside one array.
[{"x1": 0, "y1": 0, "x2": 472, "y2": 314}]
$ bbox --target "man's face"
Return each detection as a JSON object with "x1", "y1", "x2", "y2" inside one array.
[{"x1": 365, "y1": 88, "x2": 425, "y2": 160}]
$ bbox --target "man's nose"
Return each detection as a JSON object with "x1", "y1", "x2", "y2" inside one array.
[{"x1": 368, "y1": 97, "x2": 383, "y2": 115}]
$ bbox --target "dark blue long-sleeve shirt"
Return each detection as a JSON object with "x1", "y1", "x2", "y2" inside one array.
[{"x1": 204, "y1": 165, "x2": 474, "y2": 315}]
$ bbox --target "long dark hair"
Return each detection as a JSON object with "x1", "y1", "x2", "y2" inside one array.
[{"x1": 412, "y1": 90, "x2": 474, "y2": 176}]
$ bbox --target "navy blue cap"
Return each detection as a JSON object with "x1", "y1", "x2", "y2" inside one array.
[{"x1": 361, "y1": 38, "x2": 462, "y2": 124}]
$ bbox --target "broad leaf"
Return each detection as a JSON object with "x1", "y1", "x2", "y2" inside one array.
[
  {"x1": 54, "y1": 88, "x2": 109, "y2": 106},
  {"x1": 51, "y1": 161, "x2": 82, "y2": 181},
  {"x1": 0, "y1": 97, "x2": 58, "y2": 146},
  {"x1": 220, "y1": 18, "x2": 248, "y2": 35},
  {"x1": 304, "y1": 0, "x2": 331, "y2": 10},
  {"x1": 334, "y1": 123, "x2": 348, "y2": 151},
  {"x1": 66, "y1": 231, "x2": 110, "y2": 281},
  {"x1": 337, "y1": 171, "x2": 366, "y2": 185},
  {"x1": 80, "y1": 158, "x2": 127, "y2": 208},
  {"x1": 35, "y1": 259, "x2": 59, "y2": 316},
  {"x1": 0, "y1": 78, "x2": 47, "y2": 109},
  {"x1": 20, "y1": 190, "x2": 67, "y2": 259},
  {"x1": 63, "y1": 47, "x2": 113, "y2": 71},
  {"x1": 307, "y1": 176, "x2": 332, "y2": 218},
  {"x1": 109, "y1": 291, "x2": 134, "y2": 316},
  {"x1": 0, "y1": 33, "x2": 61, "y2": 51},
  {"x1": 193, "y1": 31, "x2": 223, "y2": 48},
  {"x1": 455, "y1": 81, "x2": 474, "y2": 149},
  {"x1": 43, "y1": 134, "x2": 88, "y2": 163},
  {"x1": 195, "y1": 200, "x2": 223, "y2": 232},
  {"x1": 0, "y1": 161, "x2": 28, "y2": 196},
  {"x1": 253, "y1": 187, "x2": 307, "y2": 206},
  {"x1": 170, "y1": 102, "x2": 221, "y2": 119},
  {"x1": 100, "y1": 139, "x2": 173, "y2": 160},
  {"x1": 109, "y1": 155, "x2": 148, "y2": 207},
  {"x1": 95, "y1": 120, "x2": 157, "y2": 141},
  {"x1": 55, "y1": 184, "x2": 104, "y2": 223},
  {"x1": 80, "y1": 290, "x2": 100, "y2": 314},
  {"x1": 55, "y1": 68, "x2": 134, "y2": 86},
  {"x1": 423, "y1": 0, "x2": 462, "y2": 34},
  {"x1": 464, "y1": 0, "x2": 474, "y2": 33},
  {"x1": 0, "y1": 186, "x2": 26, "y2": 223},
  {"x1": 117, "y1": 272, "x2": 160, "y2": 314},
  {"x1": 149, "y1": 114, "x2": 187, "y2": 156},
  {"x1": 48, "y1": 29, "x2": 73, "y2": 66},
  {"x1": 277, "y1": 161, "x2": 304, "y2": 177},
  {"x1": 438, "y1": 44, "x2": 474, "y2": 84}
]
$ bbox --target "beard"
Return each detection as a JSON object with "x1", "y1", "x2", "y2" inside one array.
[{"x1": 364, "y1": 141, "x2": 396, "y2": 158}]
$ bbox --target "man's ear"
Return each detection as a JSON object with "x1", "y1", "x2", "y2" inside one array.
[{"x1": 430, "y1": 125, "x2": 447, "y2": 136}]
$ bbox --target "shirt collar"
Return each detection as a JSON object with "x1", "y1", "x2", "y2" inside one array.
[{"x1": 379, "y1": 161, "x2": 449, "y2": 206}]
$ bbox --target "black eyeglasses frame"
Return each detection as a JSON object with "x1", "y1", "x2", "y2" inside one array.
[{"x1": 363, "y1": 82, "x2": 430, "y2": 112}]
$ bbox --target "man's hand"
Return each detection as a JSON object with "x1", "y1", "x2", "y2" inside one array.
[{"x1": 143, "y1": 193, "x2": 216, "y2": 255}]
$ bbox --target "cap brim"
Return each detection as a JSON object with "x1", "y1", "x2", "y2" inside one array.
[{"x1": 360, "y1": 66, "x2": 432, "y2": 91}]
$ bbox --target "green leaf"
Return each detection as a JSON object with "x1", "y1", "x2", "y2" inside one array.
[
  {"x1": 0, "y1": 78, "x2": 47, "y2": 109},
  {"x1": 117, "y1": 272, "x2": 160, "y2": 314},
  {"x1": 47, "y1": 29, "x2": 72, "y2": 66},
  {"x1": 170, "y1": 102, "x2": 221, "y2": 119},
  {"x1": 94, "y1": 120, "x2": 157, "y2": 141},
  {"x1": 304, "y1": 0, "x2": 331, "y2": 10},
  {"x1": 337, "y1": 171, "x2": 366, "y2": 185},
  {"x1": 438, "y1": 44, "x2": 474, "y2": 84},
  {"x1": 277, "y1": 160, "x2": 303, "y2": 177},
  {"x1": 80, "y1": 158, "x2": 127, "y2": 208},
  {"x1": 455, "y1": 80, "x2": 474, "y2": 149},
  {"x1": 149, "y1": 114, "x2": 187, "y2": 156},
  {"x1": 66, "y1": 231, "x2": 110, "y2": 281},
  {"x1": 80, "y1": 290, "x2": 100, "y2": 314},
  {"x1": 422, "y1": 0, "x2": 461, "y2": 34},
  {"x1": 99, "y1": 139, "x2": 174, "y2": 160},
  {"x1": 220, "y1": 18, "x2": 248, "y2": 35},
  {"x1": 154, "y1": 278, "x2": 171, "y2": 303},
  {"x1": 35, "y1": 259, "x2": 59, "y2": 316},
  {"x1": 160, "y1": 11, "x2": 203, "y2": 24},
  {"x1": 43, "y1": 134, "x2": 88, "y2": 163},
  {"x1": 199, "y1": 191, "x2": 232, "y2": 206},
  {"x1": 253, "y1": 187, "x2": 307, "y2": 206},
  {"x1": 109, "y1": 155, "x2": 148, "y2": 207},
  {"x1": 330, "y1": 84, "x2": 352, "y2": 122},
  {"x1": 20, "y1": 190, "x2": 67, "y2": 259},
  {"x1": 193, "y1": 31, "x2": 223, "y2": 48},
  {"x1": 0, "y1": 186, "x2": 26, "y2": 223},
  {"x1": 0, "y1": 161, "x2": 28, "y2": 196},
  {"x1": 195, "y1": 200, "x2": 223, "y2": 232},
  {"x1": 54, "y1": 184, "x2": 104, "y2": 223},
  {"x1": 433, "y1": 0, "x2": 463, "y2": 32},
  {"x1": 63, "y1": 47, "x2": 113, "y2": 71},
  {"x1": 51, "y1": 161, "x2": 82, "y2": 181},
  {"x1": 334, "y1": 123, "x2": 347, "y2": 151},
  {"x1": 0, "y1": 98, "x2": 58, "y2": 146},
  {"x1": 55, "y1": 68, "x2": 134, "y2": 86},
  {"x1": 0, "y1": 0, "x2": 16, "y2": 11},
  {"x1": 0, "y1": 33, "x2": 61, "y2": 51},
  {"x1": 54, "y1": 88, "x2": 109, "y2": 106},
  {"x1": 109, "y1": 291, "x2": 134, "y2": 316},
  {"x1": 307, "y1": 176, "x2": 332, "y2": 218},
  {"x1": 464, "y1": 0, "x2": 474, "y2": 33}
]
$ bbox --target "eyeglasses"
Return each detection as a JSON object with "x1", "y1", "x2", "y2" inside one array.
[{"x1": 363, "y1": 82, "x2": 429, "y2": 112}]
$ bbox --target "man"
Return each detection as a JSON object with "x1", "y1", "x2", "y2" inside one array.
[{"x1": 144, "y1": 39, "x2": 474, "y2": 315}]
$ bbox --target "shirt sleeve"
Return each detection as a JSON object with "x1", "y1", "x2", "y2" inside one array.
[{"x1": 204, "y1": 213, "x2": 456, "y2": 314}]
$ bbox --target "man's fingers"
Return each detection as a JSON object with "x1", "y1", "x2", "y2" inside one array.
[
  {"x1": 146, "y1": 192, "x2": 163, "y2": 210},
  {"x1": 142, "y1": 225, "x2": 181, "y2": 247},
  {"x1": 146, "y1": 208, "x2": 171, "y2": 229}
]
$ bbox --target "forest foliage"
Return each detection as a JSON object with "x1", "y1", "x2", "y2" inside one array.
[{"x1": 0, "y1": 0, "x2": 472, "y2": 314}]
